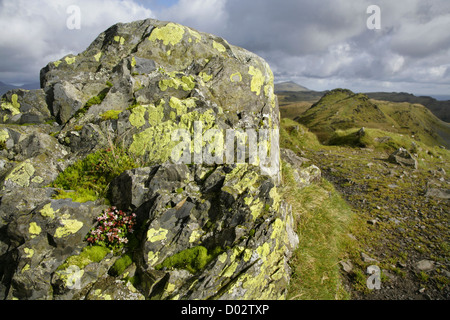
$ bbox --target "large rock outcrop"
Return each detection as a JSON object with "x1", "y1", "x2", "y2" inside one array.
[{"x1": 0, "y1": 19, "x2": 297, "y2": 300}]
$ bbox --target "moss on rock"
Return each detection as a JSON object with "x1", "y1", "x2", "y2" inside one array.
[{"x1": 155, "y1": 246, "x2": 222, "y2": 274}]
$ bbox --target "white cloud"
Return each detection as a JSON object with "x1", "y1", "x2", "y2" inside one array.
[
  {"x1": 391, "y1": 13, "x2": 450, "y2": 58},
  {"x1": 1, "y1": 0, "x2": 449, "y2": 95},
  {"x1": 0, "y1": 0, "x2": 154, "y2": 84},
  {"x1": 157, "y1": 0, "x2": 228, "y2": 35}
]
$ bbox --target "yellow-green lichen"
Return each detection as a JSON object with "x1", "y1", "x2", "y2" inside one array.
[
  {"x1": 189, "y1": 229, "x2": 202, "y2": 243},
  {"x1": 218, "y1": 252, "x2": 227, "y2": 264},
  {"x1": 94, "y1": 51, "x2": 102, "y2": 62},
  {"x1": 65, "y1": 56, "x2": 76, "y2": 65},
  {"x1": 213, "y1": 41, "x2": 226, "y2": 53},
  {"x1": 159, "y1": 74, "x2": 196, "y2": 92},
  {"x1": 270, "y1": 218, "x2": 284, "y2": 240},
  {"x1": 243, "y1": 249, "x2": 252, "y2": 262},
  {"x1": 169, "y1": 97, "x2": 197, "y2": 116},
  {"x1": 114, "y1": 36, "x2": 125, "y2": 45},
  {"x1": 1, "y1": 94, "x2": 21, "y2": 117},
  {"x1": 187, "y1": 28, "x2": 202, "y2": 43},
  {"x1": 53, "y1": 60, "x2": 62, "y2": 67},
  {"x1": 129, "y1": 121, "x2": 179, "y2": 160},
  {"x1": 245, "y1": 196, "x2": 264, "y2": 221},
  {"x1": 248, "y1": 66, "x2": 265, "y2": 96},
  {"x1": 4, "y1": 160, "x2": 35, "y2": 188},
  {"x1": 29, "y1": 222, "x2": 41, "y2": 238},
  {"x1": 147, "y1": 228, "x2": 169, "y2": 243},
  {"x1": 149, "y1": 22, "x2": 185, "y2": 46},
  {"x1": 0, "y1": 129, "x2": 9, "y2": 143},
  {"x1": 166, "y1": 282, "x2": 176, "y2": 294},
  {"x1": 54, "y1": 213, "x2": 83, "y2": 238},
  {"x1": 147, "y1": 251, "x2": 160, "y2": 266},
  {"x1": 199, "y1": 72, "x2": 213, "y2": 83},
  {"x1": 21, "y1": 264, "x2": 30, "y2": 273},
  {"x1": 93, "y1": 289, "x2": 112, "y2": 300},
  {"x1": 269, "y1": 186, "x2": 281, "y2": 211},
  {"x1": 129, "y1": 105, "x2": 147, "y2": 129},
  {"x1": 31, "y1": 176, "x2": 44, "y2": 184},
  {"x1": 230, "y1": 72, "x2": 242, "y2": 83},
  {"x1": 257, "y1": 242, "x2": 271, "y2": 259},
  {"x1": 24, "y1": 248, "x2": 34, "y2": 258},
  {"x1": 130, "y1": 100, "x2": 166, "y2": 128},
  {"x1": 222, "y1": 165, "x2": 260, "y2": 197},
  {"x1": 129, "y1": 103, "x2": 216, "y2": 163},
  {"x1": 179, "y1": 109, "x2": 216, "y2": 133},
  {"x1": 40, "y1": 203, "x2": 57, "y2": 219},
  {"x1": 222, "y1": 261, "x2": 238, "y2": 278}
]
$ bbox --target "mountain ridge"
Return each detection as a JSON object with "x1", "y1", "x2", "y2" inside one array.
[
  {"x1": 0, "y1": 81, "x2": 40, "y2": 95},
  {"x1": 275, "y1": 82, "x2": 450, "y2": 123},
  {"x1": 294, "y1": 88, "x2": 450, "y2": 148},
  {"x1": 275, "y1": 81, "x2": 310, "y2": 92}
]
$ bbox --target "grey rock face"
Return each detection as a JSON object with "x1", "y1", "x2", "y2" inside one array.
[
  {"x1": 388, "y1": 148, "x2": 418, "y2": 169},
  {"x1": 0, "y1": 19, "x2": 297, "y2": 300}
]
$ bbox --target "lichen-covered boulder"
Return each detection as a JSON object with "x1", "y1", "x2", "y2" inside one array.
[
  {"x1": 0, "y1": 18, "x2": 296, "y2": 300},
  {"x1": 39, "y1": 19, "x2": 278, "y2": 168},
  {"x1": 3, "y1": 199, "x2": 107, "y2": 300},
  {"x1": 0, "y1": 89, "x2": 52, "y2": 125},
  {"x1": 0, "y1": 125, "x2": 70, "y2": 191},
  {"x1": 109, "y1": 163, "x2": 297, "y2": 300}
]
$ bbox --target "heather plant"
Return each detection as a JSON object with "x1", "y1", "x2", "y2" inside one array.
[{"x1": 85, "y1": 206, "x2": 137, "y2": 250}]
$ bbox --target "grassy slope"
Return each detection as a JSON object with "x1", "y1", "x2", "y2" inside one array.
[
  {"x1": 280, "y1": 118, "x2": 357, "y2": 300},
  {"x1": 292, "y1": 89, "x2": 450, "y2": 148},
  {"x1": 281, "y1": 114, "x2": 450, "y2": 299}
]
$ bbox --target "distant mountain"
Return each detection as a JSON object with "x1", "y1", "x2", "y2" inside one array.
[
  {"x1": 364, "y1": 92, "x2": 450, "y2": 123},
  {"x1": 0, "y1": 82, "x2": 20, "y2": 96},
  {"x1": 0, "y1": 81, "x2": 40, "y2": 96},
  {"x1": 21, "y1": 82, "x2": 40, "y2": 91},
  {"x1": 274, "y1": 84, "x2": 450, "y2": 123},
  {"x1": 275, "y1": 81, "x2": 311, "y2": 92},
  {"x1": 295, "y1": 88, "x2": 450, "y2": 148}
]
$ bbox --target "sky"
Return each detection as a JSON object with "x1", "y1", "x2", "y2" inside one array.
[{"x1": 0, "y1": 0, "x2": 449, "y2": 97}]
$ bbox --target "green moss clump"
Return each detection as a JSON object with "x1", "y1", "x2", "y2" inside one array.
[
  {"x1": 155, "y1": 246, "x2": 222, "y2": 274},
  {"x1": 74, "y1": 92, "x2": 108, "y2": 119},
  {"x1": 57, "y1": 245, "x2": 110, "y2": 271},
  {"x1": 53, "y1": 189, "x2": 98, "y2": 203},
  {"x1": 86, "y1": 93, "x2": 106, "y2": 108},
  {"x1": 100, "y1": 110, "x2": 122, "y2": 121},
  {"x1": 109, "y1": 253, "x2": 133, "y2": 276},
  {"x1": 50, "y1": 146, "x2": 142, "y2": 202}
]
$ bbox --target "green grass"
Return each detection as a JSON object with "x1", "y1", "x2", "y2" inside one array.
[
  {"x1": 280, "y1": 118, "x2": 321, "y2": 152},
  {"x1": 282, "y1": 162, "x2": 355, "y2": 300},
  {"x1": 50, "y1": 144, "x2": 143, "y2": 203},
  {"x1": 280, "y1": 119, "x2": 359, "y2": 299},
  {"x1": 292, "y1": 89, "x2": 450, "y2": 148}
]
